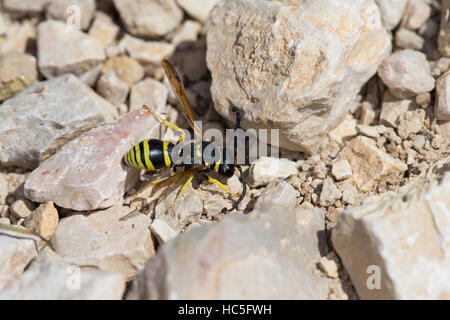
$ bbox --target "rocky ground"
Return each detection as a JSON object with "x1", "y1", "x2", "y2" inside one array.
[{"x1": 0, "y1": 0, "x2": 449, "y2": 300}]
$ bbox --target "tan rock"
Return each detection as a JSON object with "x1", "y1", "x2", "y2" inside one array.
[
  {"x1": 328, "y1": 117, "x2": 357, "y2": 145},
  {"x1": 0, "y1": 20, "x2": 35, "y2": 54},
  {"x1": 130, "y1": 78, "x2": 168, "y2": 112},
  {"x1": 150, "y1": 218, "x2": 178, "y2": 244},
  {"x1": 203, "y1": 194, "x2": 226, "y2": 218},
  {"x1": 96, "y1": 70, "x2": 129, "y2": 106},
  {"x1": 332, "y1": 158, "x2": 450, "y2": 299},
  {"x1": 10, "y1": 199, "x2": 36, "y2": 219},
  {"x1": 331, "y1": 159, "x2": 352, "y2": 181},
  {"x1": 24, "y1": 202, "x2": 58, "y2": 241},
  {"x1": 207, "y1": 0, "x2": 391, "y2": 153},
  {"x1": 379, "y1": 91, "x2": 413, "y2": 128},
  {"x1": 171, "y1": 20, "x2": 202, "y2": 46},
  {"x1": 395, "y1": 28, "x2": 424, "y2": 50},
  {"x1": 319, "y1": 178, "x2": 342, "y2": 207},
  {"x1": 0, "y1": 52, "x2": 37, "y2": 102},
  {"x1": 318, "y1": 256, "x2": 339, "y2": 279},
  {"x1": 101, "y1": 56, "x2": 144, "y2": 87},
  {"x1": 51, "y1": 204, "x2": 154, "y2": 280},
  {"x1": 89, "y1": 12, "x2": 119, "y2": 47},
  {"x1": 336, "y1": 136, "x2": 407, "y2": 192},
  {"x1": 375, "y1": 0, "x2": 408, "y2": 30},
  {"x1": 401, "y1": 0, "x2": 431, "y2": 30}
]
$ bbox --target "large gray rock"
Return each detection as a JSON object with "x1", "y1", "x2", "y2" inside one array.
[
  {"x1": 0, "y1": 74, "x2": 117, "y2": 169},
  {"x1": 206, "y1": 0, "x2": 391, "y2": 153},
  {"x1": 24, "y1": 107, "x2": 160, "y2": 211},
  {"x1": 332, "y1": 157, "x2": 450, "y2": 299},
  {"x1": 127, "y1": 206, "x2": 331, "y2": 299},
  {"x1": 50, "y1": 205, "x2": 154, "y2": 280},
  {"x1": 0, "y1": 248, "x2": 126, "y2": 299}
]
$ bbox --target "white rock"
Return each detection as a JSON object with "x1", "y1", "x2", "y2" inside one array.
[
  {"x1": 127, "y1": 206, "x2": 330, "y2": 299},
  {"x1": 203, "y1": 194, "x2": 225, "y2": 218},
  {"x1": 207, "y1": 0, "x2": 391, "y2": 153},
  {"x1": 0, "y1": 236, "x2": 37, "y2": 289},
  {"x1": 248, "y1": 157, "x2": 298, "y2": 187},
  {"x1": 332, "y1": 159, "x2": 450, "y2": 299},
  {"x1": 176, "y1": 0, "x2": 220, "y2": 22},
  {"x1": 101, "y1": 56, "x2": 144, "y2": 87},
  {"x1": 435, "y1": 71, "x2": 450, "y2": 121},
  {"x1": 331, "y1": 160, "x2": 352, "y2": 181},
  {"x1": 96, "y1": 70, "x2": 129, "y2": 106},
  {"x1": 51, "y1": 204, "x2": 154, "y2": 280},
  {"x1": 401, "y1": 0, "x2": 431, "y2": 31},
  {"x1": 46, "y1": 0, "x2": 96, "y2": 31},
  {"x1": 254, "y1": 180, "x2": 297, "y2": 209},
  {"x1": 130, "y1": 78, "x2": 168, "y2": 112},
  {"x1": 378, "y1": 49, "x2": 435, "y2": 99},
  {"x1": 328, "y1": 117, "x2": 358, "y2": 145},
  {"x1": 0, "y1": 74, "x2": 118, "y2": 169},
  {"x1": 336, "y1": 136, "x2": 407, "y2": 192},
  {"x1": 318, "y1": 256, "x2": 339, "y2": 279},
  {"x1": 24, "y1": 107, "x2": 160, "y2": 211},
  {"x1": 375, "y1": 0, "x2": 408, "y2": 30},
  {"x1": 0, "y1": 248, "x2": 126, "y2": 299},
  {"x1": 356, "y1": 124, "x2": 380, "y2": 138},
  {"x1": 395, "y1": 28, "x2": 424, "y2": 50},
  {"x1": 37, "y1": 20, "x2": 105, "y2": 79},
  {"x1": 0, "y1": 20, "x2": 35, "y2": 55},
  {"x1": 113, "y1": 0, "x2": 183, "y2": 38},
  {"x1": 150, "y1": 219, "x2": 178, "y2": 244}
]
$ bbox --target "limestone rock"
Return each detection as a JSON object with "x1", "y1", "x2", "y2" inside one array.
[
  {"x1": 176, "y1": 0, "x2": 220, "y2": 23},
  {"x1": 127, "y1": 206, "x2": 330, "y2": 299},
  {"x1": 51, "y1": 204, "x2": 154, "y2": 280},
  {"x1": 379, "y1": 91, "x2": 413, "y2": 128},
  {"x1": 395, "y1": 28, "x2": 424, "y2": 50},
  {"x1": 113, "y1": 0, "x2": 183, "y2": 38},
  {"x1": 0, "y1": 52, "x2": 37, "y2": 102},
  {"x1": 319, "y1": 178, "x2": 342, "y2": 207},
  {"x1": 0, "y1": 20, "x2": 35, "y2": 55},
  {"x1": 150, "y1": 218, "x2": 178, "y2": 244},
  {"x1": 328, "y1": 117, "x2": 358, "y2": 145},
  {"x1": 378, "y1": 49, "x2": 435, "y2": 99},
  {"x1": 171, "y1": 20, "x2": 202, "y2": 46},
  {"x1": 401, "y1": 0, "x2": 431, "y2": 31},
  {"x1": 24, "y1": 107, "x2": 160, "y2": 211},
  {"x1": 37, "y1": 20, "x2": 105, "y2": 79},
  {"x1": 10, "y1": 199, "x2": 36, "y2": 219},
  {"x1": 101, "y1": 56, "x2": 144, "y2": 87},
  {"x1": 435, "y1": 71, "x2": 450, "y2": 121},
  {"x1": 119, "y1": 34, "x2": 175, "y2": 75},
  {"x1": 331, "y1": 159, "x2": 352, "y2": 181},
  {"x1": 207, "y1": 0, "x2": 391, "y2": 153},
  {"x1": 332, "y1": 158, "x2": 450, "y2": 299},
  {"x1": 375, "y1": 0, "x2": 408, "y2": 30},
  {"x1": 336, "y1": 136, "x2": 407, "y2": 192},
  {"x1": 248, "y1": 157, "x2": 298, "y2": 187},
  {"x1": 96, "y1": 70, "x2": 129, "y2": 106},
  {"x1": 0, "y1": 74, "x2": 117, "y2": 169},
  {"x1": 24, "y1": 202, "x2": 59, "y2": 241},
  {"x1": 88, "y1": 12, "x2": 119, "y2": 47},
  {"x1": 3, "y1": 0, "x2": 49, "y2": 15},
  {"x1": 130, "y1": 78, "x2": 168, "y2": 112},
  {"x1": 0, "y1": 236, "x2": 37, "y2": 289},
  {"x1": 203, "y1": 194, "x2": 225, "y2": 218},
  {"x1": 254, "y1": 180, "x2": 297, "y2": 209},
  {"x1": 0, "y1": 248, "x2": 126, "y2": 299},
  {"x1": 46, "y1": 0, "x2": 96, "y2": 31}
]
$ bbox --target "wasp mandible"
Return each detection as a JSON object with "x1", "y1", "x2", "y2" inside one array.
[{"x1": 123, "y1": 59, "x2": 246, "y2": 212}]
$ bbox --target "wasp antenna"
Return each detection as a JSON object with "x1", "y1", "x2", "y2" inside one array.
[{"x1": 231, "y1": 106, "x2": 241, "y2": 130}]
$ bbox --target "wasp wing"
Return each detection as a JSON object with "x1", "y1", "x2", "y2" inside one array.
[{"x1": 162, "y1": 59, "x2": 203, "y2": 139}]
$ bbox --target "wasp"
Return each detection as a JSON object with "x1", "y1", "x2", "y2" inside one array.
[{"x1": 123, "y1": 59, "x2": 246, "y2": 212}]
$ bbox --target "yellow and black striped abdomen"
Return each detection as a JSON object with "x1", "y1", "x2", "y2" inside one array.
[{"x1": 124, "y1": 139, "x2": 174, "y2": 171}]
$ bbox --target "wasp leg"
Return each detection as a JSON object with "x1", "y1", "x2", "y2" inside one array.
[
  {"x1": 143, "y1": 105, "x2": 186, "y2": 143},
  {"x1": 205, "y1": 175, "x2": 240, "y2": 197},
  {"x1": 125, "y1": 173, "x2": 176, "y2": 200},
  {"x1": 0, "y1": 223, "x2": 50, "y2": 251},
  {"x1": 165, "y1": 174, "x2": 194, "y2": 213}
]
